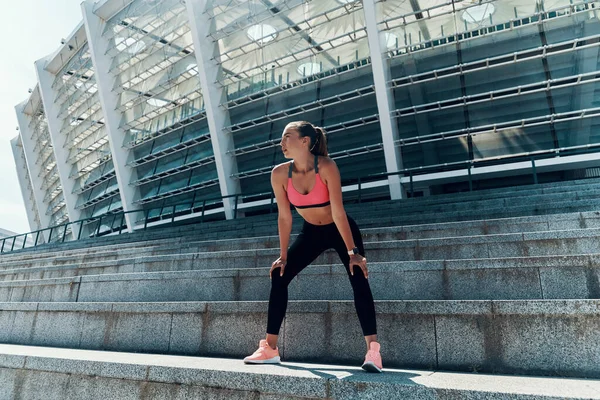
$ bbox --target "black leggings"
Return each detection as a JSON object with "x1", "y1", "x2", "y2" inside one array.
[{"x1": 267, "y1": 216, "x2": 377, "y2": 336}]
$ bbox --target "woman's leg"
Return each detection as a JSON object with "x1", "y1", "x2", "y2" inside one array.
[
  {"x1": 266, "y1": 227, "x2": 327, "y2": 348},
  {"x1": 332, "y1": 216, "x2": 378, "y2": 349}
]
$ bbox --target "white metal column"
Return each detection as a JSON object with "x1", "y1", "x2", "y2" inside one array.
[
  {"x1": 10, "y1": 137, "x2": 42, "y2": 233},
  {"x1": 186, "y1": 0, "x2": 242, "y2": 220},
  {"x1": 363, "y1": 0, "x2": 404, "y2": 200},
  {"x1": 15, "y1": 102, "x2": 53, "y2": 242},
  {"x1": 82, "y1": 0, "x2": 141, "y2": 232},
  {"x1": 35, "y1": 56, "x2": 83, "y2": 239}
]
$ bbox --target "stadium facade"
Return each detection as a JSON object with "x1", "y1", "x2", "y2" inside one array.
[{"x1": 11, "y1": 0, "x2": 600, "y2": 242}]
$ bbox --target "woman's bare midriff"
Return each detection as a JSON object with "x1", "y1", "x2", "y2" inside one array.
[{"x1": 295, "y1": 204, "x2": 335, "y2": 225}]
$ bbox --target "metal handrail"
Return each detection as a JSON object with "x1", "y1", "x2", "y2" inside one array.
[{"x1": 2, "y1": 146, "x2": 600, "y2": 255}]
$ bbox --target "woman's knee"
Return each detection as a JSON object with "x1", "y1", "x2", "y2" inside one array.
[
  {"x1": 270, "y1": 273, "x2": 290, "y2": 290},
  {"x1": 349, "y1": 273, "x2": 371, "y2": 292}
]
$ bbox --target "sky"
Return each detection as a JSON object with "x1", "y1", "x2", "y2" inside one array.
[{"x1": 0, "y1": 0, "x2": 85, "y2": 234}]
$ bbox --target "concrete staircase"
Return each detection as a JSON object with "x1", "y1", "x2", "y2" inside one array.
[{"x1": 2, "y1": 178, "x2": 600, "y2": 399}]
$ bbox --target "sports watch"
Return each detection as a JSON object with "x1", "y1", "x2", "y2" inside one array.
[{"x1": 347, "y1": 247, "x2": 359, "y2": 256}]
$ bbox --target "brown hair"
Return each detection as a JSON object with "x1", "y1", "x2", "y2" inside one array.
[{"x1": 286, "y1": 121, "x2": 328, "y2": 156}]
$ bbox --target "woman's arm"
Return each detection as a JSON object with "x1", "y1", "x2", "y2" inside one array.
[
  {"x1": 321, "y1": 158, "x2": 368, "y2": 278},
  {"x1": 321, "y1": 159, "x2": 355, "y2": 250},
  {"x1": 271, "y1": 165, "x2": 292, "y2": 259}
]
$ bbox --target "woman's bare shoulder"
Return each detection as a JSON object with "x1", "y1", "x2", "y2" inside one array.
[
  {"x1": 317, "y1": 156, "x2": 338, "y2": 172},
  {"x1": 271, "y1": 161, "x2": 291, "y2": 180}
]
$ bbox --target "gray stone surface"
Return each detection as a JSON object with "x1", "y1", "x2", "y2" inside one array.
[
  {"x1": 445, "y1": 267, "x2": 542, "y2": 300},
  {"x1": 0, "y1": 354, "x2": 25, "y2": 369},
  {"x1": 61, "y1": 374, "x2": 143, "y2": 400},
  {"x1": 539, "y1": 267, "x2": 594, "y2": 299},
  {"x1": 2, "y1": 344, "x2": 599, "y2": 399},
  {"x1": 168, "y1": 313, "x2": 204, "y2": 355},
  {"x1": 8, "y1": 254, "x2": 600, "y2": 306},
  {"x1": 494, "y1": 313, "x2": 600, "y2": 377},
  {"x1": 4, "y1": 179, "x2": 600, "y2": 393},
  {"x1": 102, "y1": 311, "x2": 172, "y2": 353},
  {"x1": 435, "y1": 315, "x2": 489, "y2": 372},
  {"x1": 30, "y1": 311, "x2": 85, "y2": 348},
  {"x1": 14, "y1": 369, "x2": 71, "y2": 399},
  {"x1": 0, "y1": 368, "x2": 17, "y2": 400}
]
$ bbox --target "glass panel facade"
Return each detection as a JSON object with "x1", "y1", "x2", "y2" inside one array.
[
  {"x1": 51, "y1": 42, "x2": 115, "y2": 218},
  {"x1": 211, "y1": 0, "x2": 384, "y2": 194},
  {"x1": 13, "y1": 0, "x2": 600, "y2": 235},
  {"x1": 27, "y1": 96, "x2": 69, "y2": 228},
  {"x1": 380, "y1": 0, "x2": 600, "y2": 176},
  {"x1": 103, "y1": 0, "x2": 219, "y2": 214}
]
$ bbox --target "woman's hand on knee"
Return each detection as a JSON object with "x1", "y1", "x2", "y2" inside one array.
[
  {"x1": 270, "y1": 257, "x2": 287, "y2": 279},
  {"x1": 349, "y1": 254, "x2": 368, "y2": 279}
]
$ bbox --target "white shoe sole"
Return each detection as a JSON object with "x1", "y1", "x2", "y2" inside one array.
[
  {"x1": 361, "y1": 361, "x2": 382, "y2": 373},
  {"x1": 244, "y1": 356, "x2": 281, "y2": 364}
]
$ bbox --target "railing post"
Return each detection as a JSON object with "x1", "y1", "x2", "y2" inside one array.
[
  {"x1": 468, "y1": 166, "x2": 473, "y2": 192},
  {"x1": 531, "y1": 158, "x2": 538, "y2": 184},
  {"x1": 78, "y1": 221, "x2": 84, "y2": 240},
  {"x1": 10, "y1": 237, "x2": 16, "y2": 252},
  {"x1": 96, "y1": 216, "x2": 103, "y2": 236},
  {"x1": 1, "y1": 239, "x2": 6, "y2": 253},
  {"x1": 62, "y1": 224, "x2": 69, "y2": 242},
  {"x1": 409, "y1": 172, "x2": 414, "y2": 198},
  {"x1": 144, "y1": 209, "x2": 150, "y2": 230},
  {"x1": 119, "y1": 213, "x2": 125, "y2": 234},
  {"x1": 34, "y1": 231, "x2": 40, "y2": 247},
  {"x1": 269, "y1": 191, "x2": 275, "y2": 213},
  {"x1": 234, "y1": 194, "x2": 239, "y2": 219},
  {"x1": 22, "y1": 234, "x2": 27, "y2": 249},
  {"x1": 171, "y1": 205, "x2": 176, "y2": 224},
  {"x1": 48, "y1": 227, "x2": 54, "y2": 243}
]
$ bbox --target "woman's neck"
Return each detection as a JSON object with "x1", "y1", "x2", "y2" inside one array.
[{"x1": 293, "y1": 153, "x2": 314, "y2": 174}]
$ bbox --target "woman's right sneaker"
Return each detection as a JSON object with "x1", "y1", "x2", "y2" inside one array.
[
  {"x1": 243, "y1": 339, "x2": 281, "y2": 364},
  {"x1": 361, "y1": 341, "x2": 383, "y2": 372}
]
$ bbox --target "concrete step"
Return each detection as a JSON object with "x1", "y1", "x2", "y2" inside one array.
[
  {"x1": 9, "y1": 178, "x2": 600, "y2": 257},
  {"x1": 1, "y1": 344, "x2": 599, "y2": 400},
  {"x1": 1, "y1": 254, "x2": 599, "y2": 303},
  {"x1": 362, "y1": 178, "x2": 600, "y2": 207},
  {"x1": 2, "y1": 210, "x2": 599, "y2": 270},
  {"x1": 3, "y1": 226, "x2": 600, "y2": 282},
  {"x1": 0, "y1": 300, "x2": 598, "y2": 378},
  {"x1": 1, "y1": 344, "x2": 598, "y2": 400},
  {"x1": 358, "y1": 189, "x2": 600, "y2": 215}
]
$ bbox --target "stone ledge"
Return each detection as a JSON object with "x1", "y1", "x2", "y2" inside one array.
[{"x1": 0, "y1": 344, "x2": 598, "y2": 399}]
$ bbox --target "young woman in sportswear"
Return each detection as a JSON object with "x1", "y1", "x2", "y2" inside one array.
[{"x1": 243, "y1": 121, "x2": 382, "y2": 372}]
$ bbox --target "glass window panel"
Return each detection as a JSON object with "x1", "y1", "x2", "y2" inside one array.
[
  {"x1": 158, "y1": 172, "x2": 190, "y2": 194},
  {"x1": 463, "y1": 59, "x2": 546, "y2": 95},
  {"x1": 154, "y1": 152, "x2": 187, "y2": 174},
  {"x1": 468, "y1": 91, "x2": 551, "y2": 127},
  {"x1": 472, "y1": 124, "x2": 555, "y2": 159},
  {"x1": 189, "y1": 168, "x2": 218, "y2": 186}
]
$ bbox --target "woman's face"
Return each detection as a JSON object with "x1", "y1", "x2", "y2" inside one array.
[{"x1": 280, "y1": 126, "x2": 308, "y2": 159}]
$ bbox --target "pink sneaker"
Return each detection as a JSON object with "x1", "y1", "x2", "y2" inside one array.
[
  {"x1": 243, "y1": 339, "x2": 281, "y2": 364},
  {"x1": 361, "y1": 341, "x2": 383, "y2": 372}
]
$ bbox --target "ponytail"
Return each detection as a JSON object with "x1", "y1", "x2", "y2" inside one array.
[
  {"x1": 311, "y1": 126, "x2": 328, "y2": 157},
  {"x1": 285, "y1": 121, "x2": 328, "y2": 157}
]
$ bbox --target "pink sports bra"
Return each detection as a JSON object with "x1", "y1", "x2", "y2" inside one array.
[{"x1": 287, "y1": 156, "x2": 331, "y2": 209}]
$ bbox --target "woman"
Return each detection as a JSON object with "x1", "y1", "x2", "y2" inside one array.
[{"x1": 243, "y1": 121, "x2": 382, "y2": 372}]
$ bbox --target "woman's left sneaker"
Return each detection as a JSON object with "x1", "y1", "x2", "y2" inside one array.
[
  {"x1": 361, "y1": 341, "x2": 383, "y2": 372},
  {"x1": 243, "y1": 339, "x2": 281, "y2": 364}
]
